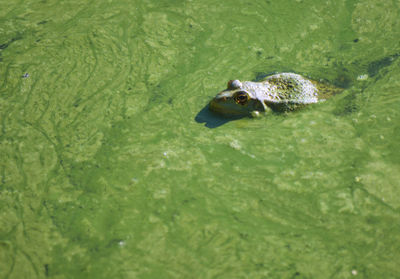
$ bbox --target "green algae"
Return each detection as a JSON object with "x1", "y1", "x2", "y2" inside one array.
[{"x1": 1, "y1": 0, "x2": 400, "y2": 278}]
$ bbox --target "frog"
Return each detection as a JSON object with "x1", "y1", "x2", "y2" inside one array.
[{"x1": 209, "y1": 72, "x2": 343, "y2": 117}]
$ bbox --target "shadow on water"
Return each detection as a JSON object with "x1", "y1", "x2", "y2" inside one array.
[{"x1": 195, "y1": 104, "x2": 245, "y2": 128}]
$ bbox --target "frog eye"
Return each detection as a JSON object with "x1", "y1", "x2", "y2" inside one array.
[
  {"x1": 227, "y1": 80, "x2": 242, "y2": 90},
  {"x1": 234, "y1": 91, "x2": 249, "y2": 105}
]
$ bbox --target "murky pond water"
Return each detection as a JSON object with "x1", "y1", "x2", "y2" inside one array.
[{"x1": 1, "y1": 0, "x2": 400, "y2": 278}]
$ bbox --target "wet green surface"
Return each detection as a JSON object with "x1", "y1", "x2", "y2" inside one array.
[{"x1": 1, "y1": 0, "x2": 400, "y2": 278}]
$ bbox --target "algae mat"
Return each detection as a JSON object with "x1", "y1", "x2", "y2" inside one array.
[{"x1": 1, "y1": 0, "x2": 400, "y2": 278}]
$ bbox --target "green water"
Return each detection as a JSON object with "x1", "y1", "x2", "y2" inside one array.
[{"x1": 1, "y1": 0, "x2": 400, "y2": 278}]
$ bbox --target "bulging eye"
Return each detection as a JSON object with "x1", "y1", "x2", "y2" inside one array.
[
  {"x1": 227, "y1": 80, "x2": 242, "y2": 90},
  {"x1": 234, "y1": 91, "x2": 249, "y2": 105}
]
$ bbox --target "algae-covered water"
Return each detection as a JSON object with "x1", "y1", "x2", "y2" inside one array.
[{"x1": 1, "y1": 0, "x2": 400, "y2": 278}]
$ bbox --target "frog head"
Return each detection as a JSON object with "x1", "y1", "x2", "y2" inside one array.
[{"x1": 209, "y1": 80, "x2": 267, "y2": 117}]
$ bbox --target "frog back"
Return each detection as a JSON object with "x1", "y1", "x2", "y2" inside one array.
[{"x1": 258, "y1": 73, "x2": 342, "y2": 111}]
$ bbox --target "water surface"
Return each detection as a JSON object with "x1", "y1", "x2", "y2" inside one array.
[{"x1": 1, "y1": 0, "x2": 400, "y2": 278}]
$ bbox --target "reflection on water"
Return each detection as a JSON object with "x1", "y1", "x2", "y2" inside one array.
[{"x1": 195, "y1": 104, "x2": 245, "y2": 128}]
